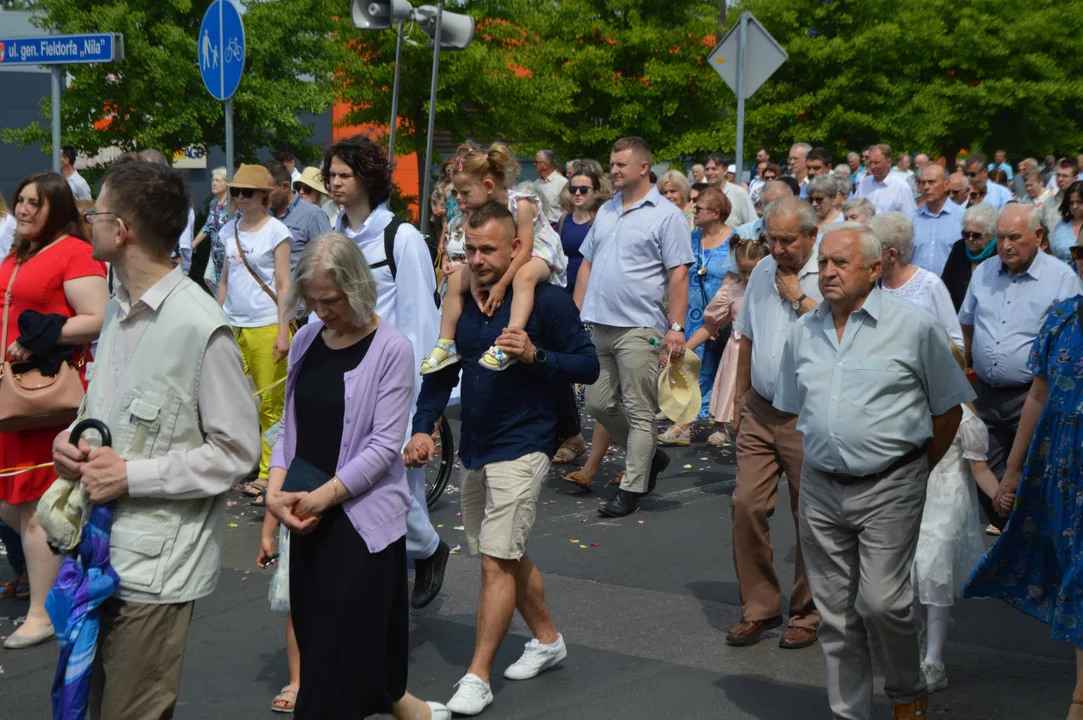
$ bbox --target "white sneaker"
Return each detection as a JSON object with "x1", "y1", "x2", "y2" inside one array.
[
  {"x1": 503, "y1": 634, "x2": 568, "y2": 680},
  {"x1": 445, "y1": 674, "x2": 493, "y2": 716},
  {"x1": 427, "y1": 700, "x2": 452, "y2": 720},
  {"x1": 921, "y1": 660, "x2": 948, "y2": 694}
]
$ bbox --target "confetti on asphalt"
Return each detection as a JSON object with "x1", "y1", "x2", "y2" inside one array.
[
  {"x1": 569, "y1": 539, "x2": 579, "y2": 543},
  {"x1": 683, "y1": 464, "x2": 693, "y2": 469},
  {"x1": 241, "y1": 576, "x2": 248, "y2": 581},
  {"x1": 437, "y1": 524, "x2": 444, "y2": 528},
  {"x1": 0, "y1": 665, "x2": 4, "y2": 674},
  {"x1": 579, "y1": 544, "x2": 587, "y2": 548},
  {"x1": 449, "y1": 545, "x2": 461, "y2": 554},
  {"x1": 226, "y1": 501, "x2": 237, "y2": 507},
  {"x1": 578, "y1": 519, "x2": 586, "y2": 523},
  {"x1": 590, "y1": 543, "x2": 599, "y2": 547},
  {"x1": 228, "y1": 522, "x2": 238, "y2": 528},
  {"x1": 453, "y1": 526, "x2": 465, "y2": 530},
  {"x1": 637, "y1": 520, "x2": 645, "y2": 525}
]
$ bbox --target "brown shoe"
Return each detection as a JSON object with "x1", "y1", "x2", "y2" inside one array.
[
  {"x1": 893, "y1": 697, "x2": 928, "y2": 719},
  {"x1": 725, "y1": 616, "x2": 782, "y2": 647},
  {"x1": 778, "y1": 625, "x2": 818, "y2": 649}
]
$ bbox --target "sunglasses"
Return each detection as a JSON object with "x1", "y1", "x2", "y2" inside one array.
[
  {"x1": 961, "y1": 231, "x2": 986, "y2": 241},
  {"x1": 694, "y1": 204, "x2": 718, "y2": 213},
  {"x1": 809, "y1": 195, "x2": 829, "y2": 204},
  {"x1": 229, "y1": 187, "x2": 257, "y2": 198},
  {"x1": 1071, "y1": 246, "x2": 1083, "y2": 261},
  {"x1": 570, "y1": 185, "x2": 594, "y2": 195},
  {"x1": 965, "y1": 171, "x2": 983, "y2": 178}
]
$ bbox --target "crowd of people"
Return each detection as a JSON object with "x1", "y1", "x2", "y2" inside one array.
[{"x1": 0, "y1": 133, "x2": 1081, "y2": 720}]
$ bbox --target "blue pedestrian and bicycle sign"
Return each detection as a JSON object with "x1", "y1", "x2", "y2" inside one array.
[
  {"x1": 199, "y1": 0, "x2": 245, "y2": 101},
  {"x1": 0, "y1": 33, "x2": 124, "y2": 65}
]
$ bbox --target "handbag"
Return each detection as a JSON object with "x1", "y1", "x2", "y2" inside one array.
[
  {"x1": 0, "y1": 262, "x2": 86, "y2": 433},
  {"x1": 281, "y1": 456, "x2": 332, "y2": 494},
  {"x1": 234, "y1": 225, "x2": 300, "y2": 335}
]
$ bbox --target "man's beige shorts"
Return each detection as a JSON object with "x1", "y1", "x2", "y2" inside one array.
[{"x1": 460, "y1": 452, "x2": 549, "y2": 560}]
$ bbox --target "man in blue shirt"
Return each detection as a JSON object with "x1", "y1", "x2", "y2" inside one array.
[
  {"x1": 910, "y1": 164, "x2": 964, "y2": 275},
  {"x1": 407, "y1": 201, "x2": 599, "y2": 716},
  {"x1": 265, "y1": 160, "x2": 332, "y2": 269},
  {"x1": 964, "y1": 155, "x2": 1013, "y2": 209}
]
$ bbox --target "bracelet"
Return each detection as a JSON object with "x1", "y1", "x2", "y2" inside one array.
[{"x1": 332, "y1": 477, "x2": 339, "y2": 506}]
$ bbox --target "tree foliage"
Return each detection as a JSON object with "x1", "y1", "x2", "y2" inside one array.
[{"x1": 2, "y1": 0, "x2": 346, "y2": 162}]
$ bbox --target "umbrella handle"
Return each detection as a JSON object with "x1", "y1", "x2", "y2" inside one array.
[{"x1": 69, "y1": 418, "x2": 112, "y2": 449}]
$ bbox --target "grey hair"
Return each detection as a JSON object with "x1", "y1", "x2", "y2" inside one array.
[
  {"x1": 658, "y1": 170, "x2": 691, "y2": 204},
  {"x1": 211, "y1": 166, "x2": 227, "y2": 182},
  {"x1": 763, "y1": 195, "x2": 817, "y2": 237},
  {"x1": 962, "y1": 202, "x2": 997, "y2": 236},
  {"x1": 842, "y1": 197, "x2": 877, "y2": 220},
  {"x1": 287, "y1": 230, "x2": 378, "y2": 324},
  {"x1": 833, "y1": 163, "x2": 851, "y2": 178},
  {"x1": 822, "y1": 221, "x2": 883, "y2": 268},
  {"x1": 808, "y1": 173, "x2": 838, "y2": 198},
  {"x1": 691, "y1": 163, "x2": 705, "y2": 173},
  {"x1": 137, "y1": 149, "x2": 169, "y2": 166},
  {"x1": 847, "y1": 151, "x2": 860, "y2": 162},
  {"x1": 996, "y1": 202, "x2": 1042, "y2": 233},
  {"x1": 835, "y1": 175, "x2": 853, "y2": 197},
  {"x1": 867, "y1": 211, "x2": 915, "y2": 265},
  {"x1": 790, "y1": 143, "x2": 811, "y2": 157},
  {"x1": 537, "y1": 149, "x2": 556, "y2": 166}
]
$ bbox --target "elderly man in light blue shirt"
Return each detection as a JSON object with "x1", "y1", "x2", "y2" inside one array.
[
  {"x1": 855, "y1": 144, "x2": 917, "y2": 215},
  {"x1": 910, "y1": 163, "x2": 964, "y2": 275},
  {"x1": 775, "y1": 222, "x2": 973, "y2": 720},
  {"x1": 958, "y1": 203, "x2": 1083, "y2": 531},
  {"x1": 574, "y1": 136, "x2": 693, "y2": 518}
]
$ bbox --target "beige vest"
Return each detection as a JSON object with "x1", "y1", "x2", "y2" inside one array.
[{"x1": 83, "y1": 278, "x2": 229, "y2": 604}]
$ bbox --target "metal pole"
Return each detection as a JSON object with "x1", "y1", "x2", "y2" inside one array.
[
  {"x1": 418, "y1": 4, "x2": 442, "y2": 237},
  {"x1": 388, "y1": 22, "x2": 404, "y2": 165},
  {"x1": 734, "y1": 13, "x2": 747, "y2": 183},
  {"x1": 51, "y1": 66, "x2": 62, "y2": 173},
  {"x1": 225, "y1": 98, "x2": 235, "y2": 180}
]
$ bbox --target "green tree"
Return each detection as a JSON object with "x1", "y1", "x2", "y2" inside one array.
[{"x1": 2, "y1": 0, "x2": 346, "y2": 163}]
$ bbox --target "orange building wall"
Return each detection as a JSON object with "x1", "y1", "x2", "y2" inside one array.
[{"x1": 333, "y1": 103, "x2": 420, "y2": 219}]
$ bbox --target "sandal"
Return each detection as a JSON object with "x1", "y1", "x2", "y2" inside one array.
[
  {"x1": 251, "y1": 490, "x2": 267, "y2": 507},
  {"x1": 421, "y1": 340, "x2": 461, "y2": 375},
  {"x1": 562, "y1": 470, "x2": 593, "y2": 491},
  {"x1": 271, "y1": 685, "x2": 298, "y2": 713},
  {"x1": 552, "y1": 438, "x2": 586, "y2": 465},
  {"x1": 479, "y1": 345, "x2": 518, "y2": 372},
  {"x1": 242, "y1": 480, "x2": 267, "y2": 498},
  {"x1": 608, "y1": 472, "x2": 625, "y2": 486},
  {"x1": 0, "y1": 577, "x2": 21, "y2": 599},
  {"x1": 658, "y1": 424, "x2": 691, "y2": 446},
  {"x1": 707, "y1": 428, "x2": 731, "y2": 446}
]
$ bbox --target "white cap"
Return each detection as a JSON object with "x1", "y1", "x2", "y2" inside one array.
[{"x1": 727, "y1": 164, "x2": 736, "y2": 173}]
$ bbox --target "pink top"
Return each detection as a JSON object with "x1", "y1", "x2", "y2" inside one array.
[{"x1": 703, "y1": 282, "x2": 745, "y2": 340}]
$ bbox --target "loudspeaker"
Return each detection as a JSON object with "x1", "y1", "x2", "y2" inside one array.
[
  {"x1": 351, "y1": 0, "x2": 413, "y2": 30},
  {"x1": 414, "y1": 5, "x2": 475, "y2": 50}
]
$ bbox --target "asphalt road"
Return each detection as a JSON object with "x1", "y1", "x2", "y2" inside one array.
[{"x1": 0, "y1": 417, "x2": 1073, "y2": 719}]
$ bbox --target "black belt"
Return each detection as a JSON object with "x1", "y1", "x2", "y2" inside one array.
[{"x1": 824, "y1": 442, "x2": 929, "y2": 486}]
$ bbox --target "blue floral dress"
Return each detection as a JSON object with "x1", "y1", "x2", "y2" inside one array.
[
  {"x1": 687, "y1": 229, "x2": 731, "y2": 419},
  {"x1": 200, "y1": 197, "x2": 233, "y2": 293},
  {"x1": 962, "y1": 296, "x2": 1083, "y2": 647}
]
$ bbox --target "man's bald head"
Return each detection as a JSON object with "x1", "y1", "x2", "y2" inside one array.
[
  {"x1": 760, "y1": 180, "x2": 793, "y2": 207},
  {"x1": 947, "y1": 171, "x2": 969, "y2": 205}
]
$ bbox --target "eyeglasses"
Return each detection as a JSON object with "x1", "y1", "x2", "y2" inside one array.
[
  {"x1": 570, "y1": 185, "x2": 594, "y2": 195},
  {"x1": 82, "y1": 209, "x2": 122, "y2": 225},
  {"x1": 694, "y1": 204, "x2": 718, "y2": 213},
  {"x1": 961, "y1": 231, "x2": 986, "y2": 241},
  {"x1": 762, "y1": 174, "x2": 777, "y2": 181},
  {"x1": 229, "y1": 187, "x2": 257, "y2": 198},
  {"x1": 1070, "y1": 246, "x2": 1083, "y2": 260}
]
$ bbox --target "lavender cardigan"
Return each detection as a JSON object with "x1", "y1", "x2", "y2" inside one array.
[{"x1": 270, "y1": 320, "x2": 415, "y2": 553}]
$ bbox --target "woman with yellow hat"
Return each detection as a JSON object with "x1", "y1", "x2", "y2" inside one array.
[
  {"x1": 216, "y1": 163, "x2": 294, "y2": 504},
  {"x1": 293, "y1": 165, "x2": 339, "y2": 224}
]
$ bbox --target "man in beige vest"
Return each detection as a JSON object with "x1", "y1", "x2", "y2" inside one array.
[{"x1": 52, "y1": 161, "x2": 261, "y2": 719}]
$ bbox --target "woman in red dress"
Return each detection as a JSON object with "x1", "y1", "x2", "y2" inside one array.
[{"x1": 0, "y1": 172, "x2": 108, "y2": 649}]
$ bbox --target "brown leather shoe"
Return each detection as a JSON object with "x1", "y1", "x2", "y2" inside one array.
[
  {"x1": 893, "y1": 697, "x2": 928, "y2": 719},
  {"x1": 778, "y1": 625, "x2": 818, "y2": 649},
  {"x1": 725, "y1": 616, "x2": 782, "y2": 646}
]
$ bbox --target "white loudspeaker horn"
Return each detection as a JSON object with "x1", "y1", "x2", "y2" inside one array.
[
  {"x1": 352, "y1": 0, "x2": 413, "y2": 30},
  {"x1": 414, "y1": 5, "x2": 475, "y2": 50}
]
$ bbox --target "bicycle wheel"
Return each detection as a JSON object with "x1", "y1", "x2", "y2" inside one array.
[{"x1": 425, "y1": 416, "x2": 454, "y2": 508}]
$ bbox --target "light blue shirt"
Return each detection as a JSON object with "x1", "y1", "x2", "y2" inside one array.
[
  {"x1": 910, "y1": 200, "x2": 964, "y2": 276},
  {"x1": 979, "y1": 181, "x2": 1013, "y2": 210},
  {"x1": 774, "y1": 288, "x2": 975, "y2": 476},
  {"x1": 856, "y1": 173, "x2": 917, "y2": 214},
  {"x1": 958, "y1": 251, "x2": 1083, "y2": 387},
  {"x1": 735, "y1": 218, "x2": 764, "y2": 241},
  {"x1": 1049, "y1": 220, "x2": 1079, "y2": 264},
  {"x1": 988, "y1": 162, "x2": 1014, "y2": 181},
  {"x1": 733, "y1": 248, "x2": 822, "y2": 401},
  {"x1": 580, "y1": 186, "x2": 694, "y2": 333}
]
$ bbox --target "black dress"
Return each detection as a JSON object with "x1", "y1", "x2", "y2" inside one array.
[
  {"x1": 941, "y1": 239, "x2": 975, "y2": 312},
  {"x1": 289, "y1": 329, "x2": 409, "y2": 719}
]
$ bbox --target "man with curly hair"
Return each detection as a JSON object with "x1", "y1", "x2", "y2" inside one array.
[{"x1": 322, "y1": 135, "x2": 449, "y2": 608}]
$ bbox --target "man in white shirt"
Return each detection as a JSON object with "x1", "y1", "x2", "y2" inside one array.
[
  {"x1": 856, "y1": 144, "x2": 917, "y2": 214},
  {"x1": 1044, "y1": 157, "x2": 1080, "y2": 230},
  {"x1": 533, "y1": 149, "x2": 568, "y2": 224},
  {"x1": 61, "y1": 145, "x2": 93, "y2": 201},
  {"x1": 704, "y1": 152, "x2": 757, "y2": 226}
]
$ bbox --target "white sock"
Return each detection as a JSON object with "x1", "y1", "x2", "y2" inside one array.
[
  {"x1": 924, "y1": 604, "x2": 951, "y2": 669},
  {"x1": 540, "y1": 634, "x2": 562, "y2": 648}
]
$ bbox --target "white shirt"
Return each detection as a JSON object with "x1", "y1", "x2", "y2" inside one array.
[
  {"x1": 976, "y1": 181, "x2": 1013, "y2": 210},
  {"x1": 290, "y1": 168, "x2": 303, "y2": 185},
  {"x1": 0, "y1": 214, "x2": 15, "y2": 257},
  {"x1": 66, "y1": 169, "x2": 93, "y2": 201},
  {"x1": 720, "y1": 180, "x2": 758, "y2": 227},
  {"x1": 534, "y1": 172, "x2": 568, "y2": 224},
  {"x1": 856, "y1": 173, "x2": 918, "y2": 214},
  {"x1": 222, "y1": 217, "x2": 292, "y2": 327},
  {"x1": 881, "y1": 266, "x2": 964, "y2": 350},
  {"x1": 733, "y1": 248, "x2": 823, "y2": 401},
  {"x1": 178, "y1": 208, "x2": 195, "y2": 275}
]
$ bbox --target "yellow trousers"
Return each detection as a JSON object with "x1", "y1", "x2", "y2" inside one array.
[{"x1": 234, "y1": 324, "x2": 287, "y2": 479}]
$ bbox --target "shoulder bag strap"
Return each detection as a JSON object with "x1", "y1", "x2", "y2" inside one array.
[
  {"x1": 235, "y1": 223, "x2": 279, "y2": 307},
  {"x1": 557, "y1": 213, "x2": 567, "y2": 237},
  {"x1": 1, "y1": 263, "x2": 21, "y2": 354}
]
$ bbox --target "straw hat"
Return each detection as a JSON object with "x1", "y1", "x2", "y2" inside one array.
[
  {"x1": 657, "y1": 349, "x2": 702, "y2": 425},
  {"x1": 294, "y1": 165, "x2": 328, "y2": 196},
  {"x1": 227, "y1": 163, "x2": 274, "y2": 191}
]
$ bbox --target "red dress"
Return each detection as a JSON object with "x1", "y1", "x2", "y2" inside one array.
[{"x1": 0, "y1": 237, "x2": 106, "y2": 504}]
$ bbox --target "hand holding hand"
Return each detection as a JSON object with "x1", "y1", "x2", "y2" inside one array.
[
  {"x1": 403, "y1": 433, "x2": 436, "y2": 468},
  {"x1": 266, "y1": 490, "x2": 320, "y2": 535},
  {"x1": 80, "y1": 446, "x2": 129, "y2": 504},
  {"x1": 994, "y1": 468, "x2": 1022, "y2": 517},
  {"x1": 294, "y1": 482, "x2": 335, "y2": 519}
]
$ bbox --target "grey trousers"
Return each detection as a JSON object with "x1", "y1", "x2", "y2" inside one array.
[
  {"x1": 799, "y1": 456, "x2": 929, "y2": 720},
  {"x1": 972, "y1": 377, "x2": 1030, "y2": 529}
]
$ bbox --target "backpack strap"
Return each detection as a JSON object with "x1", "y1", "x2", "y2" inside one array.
[{"x1": 370, "y1": 216, "x2": 406, "y2": 279}]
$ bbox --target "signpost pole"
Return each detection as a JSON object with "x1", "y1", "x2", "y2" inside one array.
[
  {"x1": 50, "y1": 66, "x2": 62, "y2": 172},
  {"x1": 418, "y1": 3, "x2": 443, "y2": 238},
  {"x1": 734, "y1": 13, "x2": 747, "y2": 183},
  {"x1": 388, "y1": 22, "x2": 404, "y2": 165},
  {"x1": 225, "y1": 98, "x2": 234, "y2": 180}
]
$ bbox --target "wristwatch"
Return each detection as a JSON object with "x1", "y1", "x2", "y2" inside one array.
[
  {"x1": 791, "y1": 294, "x2": 807, "y2": 311},
  {"x1": 669, "y1": 322, "x2": 685, "y2": 333},
  {"x1": 533, "y1": 347, "x2": 548, "y2": 364}
]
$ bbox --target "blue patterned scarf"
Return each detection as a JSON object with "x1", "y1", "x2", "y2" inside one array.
[{"x1": 45, "y1": 503, "x2": 119, "y2": 720}]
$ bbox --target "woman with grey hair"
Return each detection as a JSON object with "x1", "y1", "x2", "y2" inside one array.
[
  {"x1": 264, "y1": 231, "x2": 450, "y2": 720},
  {"x1": 940, "y1": 202, "x2": 998, "y2": 311},
  {"x1": 193, "y1": 166, "x2": 232, "y2": 295},
  {"x1": 870, "y1": 212, "x2": 964, "y2": 349},
  {"x1": 834, "y1": 175, "x2": 853, "y2": 211},
  {"x1": 657, "y1": 169, "x2": 695, "y2": 229},
  {"x1": 808, "y1": 174, "x2": 842, "y2": 237},
  {"x1": 842, "y1": 196, "x2": 877, "y2": 223}
]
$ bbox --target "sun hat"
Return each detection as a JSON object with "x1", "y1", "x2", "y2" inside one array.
[
  {"x1": 293, "y1": 165, "x2": 328, "y2": 196},
  {"x1": 657, "y1": 349, "x2": 702, "y2": 425},
  {"x1": 226, "y1": 163, "x2": 274, "y2": 191}
]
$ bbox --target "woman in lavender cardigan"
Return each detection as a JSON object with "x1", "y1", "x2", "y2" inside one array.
[{"x1": 265, "y1": 231, "x2": 450, "y2": 720}]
